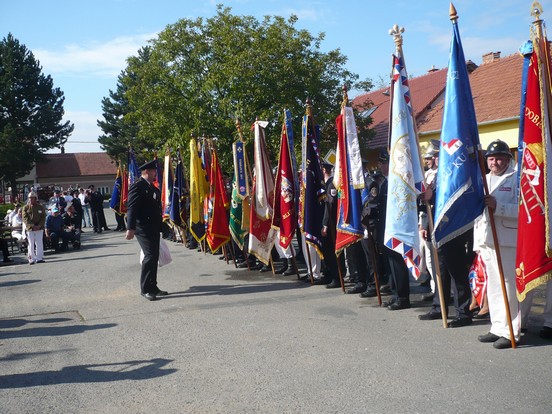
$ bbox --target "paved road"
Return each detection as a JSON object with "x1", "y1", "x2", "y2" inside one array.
[{"x1": 1, "y1": 209, "x2": 551, "y2": 413}]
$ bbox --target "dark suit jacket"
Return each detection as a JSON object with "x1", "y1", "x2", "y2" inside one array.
[{"x1": 126, "y1": 178, "x2": 162, "y2": 237}]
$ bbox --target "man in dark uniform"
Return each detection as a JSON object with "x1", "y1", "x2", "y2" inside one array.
[
  {"x1": 126, "y1": 160, "x2": 168, "y2": 301},
  {"x1": 372, "y1": 150, "x2": 411, "y2": 310},
  {"x1": 321, "y1": 162, "x2": 345, "y2": 289}
]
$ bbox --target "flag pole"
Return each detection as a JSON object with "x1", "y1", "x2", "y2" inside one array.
[{"x1": 390, "y1": 23, "x2": 448, "y2": 327}]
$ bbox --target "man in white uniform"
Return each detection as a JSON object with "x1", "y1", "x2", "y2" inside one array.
[{"x1": 473, "y1": 140, "x2": 520, "y2": 349}]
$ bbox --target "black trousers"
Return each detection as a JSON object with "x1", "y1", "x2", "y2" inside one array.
[
  {"x1": 321, "y1": 234, "x2": 344, "y2": 282},
  {"x1": 432, "y1": 228, "x2": 475, "y2": 318},
  {"x1": 386, "y1": 246, "x2": 410, "y2": 302},
  {"x1": 136, "y1": 230, "x2": 160, "y2": 294}
]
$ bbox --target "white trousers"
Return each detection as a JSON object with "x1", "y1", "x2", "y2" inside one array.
[
  {"x1": 27, "y1": 230, "x2": 44, "y2": 263},
  {"x1": 480, "y1": 246, "x2": 521, "y2": 341},
  {"x1": 520, "y1": 279, "x2": 552, "y2": 329},
  {"x1": 300, "y1": 233, "x2": 321, "y2": 279}
]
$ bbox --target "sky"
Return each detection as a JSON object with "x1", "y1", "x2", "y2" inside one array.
[{"x1": 1, "y1": 0, "x2": 549, "y2": 154}]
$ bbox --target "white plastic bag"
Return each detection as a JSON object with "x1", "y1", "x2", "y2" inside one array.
[{"x1": 139, "y1": 239, "x2": 172, "y2": 267}]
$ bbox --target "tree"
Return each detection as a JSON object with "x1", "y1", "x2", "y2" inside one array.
[
  {"x1": 0, "y1": 33, "x2": 73, "y2": 197},
  {"x1": 99, "y1": 6, "x2": 373, "y2": 169}
]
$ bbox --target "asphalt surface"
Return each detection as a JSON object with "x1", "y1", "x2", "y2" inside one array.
[{"x1": 1, "y1": 208, "x2": 551, "y2": 413}]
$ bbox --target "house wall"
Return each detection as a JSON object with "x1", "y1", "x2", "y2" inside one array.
[{"x1": 418, "y1": 118, "x2": 520, "y2": 152}]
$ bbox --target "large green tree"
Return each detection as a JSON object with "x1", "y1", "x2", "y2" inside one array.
[
  {"x1": 99, "y1": 6, "x2": 373, "y2": 168},
  {"x1": 0, "y1": 33, "x2": 73, "y2": 197}
]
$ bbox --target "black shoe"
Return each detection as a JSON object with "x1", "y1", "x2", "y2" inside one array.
[
  {"x1": 347, "y1": 283, "x2": 366, "y2": 294},
  {"x1": 237, "y1": 261, "x2": 251, "y2": 269},
  {"x1": 141, "y1": 292, "x2": 158, "y2": 301},
  {"x1": 155, "y1": 290, "x2": 169, "y2": 296},
  {"x1": 388, "y1": 300, "x2": 410, "y2": 311},
  {"x1": 360, "y1": 288, "x2": 377, "y2": 298},
  {"x1": 448, "y1": 317, "x2": 472, "y2": 328},
  {"x1": 312, "y1": 277, "x2": 330, "y2": 285},
  {"x1": 493, "y1": 337, "x2": 514, "y2": 349},
  {"x1": 274, "y1": 261, "x2": 289, "y2": 274},
  {"x1": 104, "y1": 227, "x2": 111, "y2": 231},
  {"x1": 473, "y1": 311, "x2": 490, "y2": 320},
  {"x1": 326, "y1": 280, "x2": 342, "y2": 289},
  {"x1": 37, "y1": 260, "x2": 45, "y2": 263},
  {"x1": 383, "y1": 298, "x2": 396, "y2": 307},
  {"x1": 419, "y1": 310, "x2": 443, "y2": 320},
  {"x1": 73, "y1": 242, "x2": 81, "y2": 249},
  {"x1": 379, "y1": 284, "x2": 392, "y2": 294},
  {"x1": 421, "y1": 292, "x2": 434, "y2": 302},
  {"x1": 539, "y1": 326, "x2": 552, "y2": 339},
  {"x1": 478, "y1": 332, "x2": 500, "y2": 343},
  {"x1": 283, "y1": 266, "x2": 297, "y2": 276},
  {"x1": 259, "y1": 265, "x2": 271, "y2": 273},
  {"x1": 3, "y1": 258, "x2": 13, "y2": 263}
]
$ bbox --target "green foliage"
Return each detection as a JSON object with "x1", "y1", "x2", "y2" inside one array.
[
  {"x1": 98, "y1": 5, "x2": 374, "y2": 171},
  {"x1": 0, "y1": 33, "x2": 73, "y2": 196}
]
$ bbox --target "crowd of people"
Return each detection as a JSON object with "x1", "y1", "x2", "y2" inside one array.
[
  {"x1": 1, "y1": 184, "x2": 126, "y2": 265},
  {"x1": 173, "y1": 139, "x2": 551, "y2": 350}
]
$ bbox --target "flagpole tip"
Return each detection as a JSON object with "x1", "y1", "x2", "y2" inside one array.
[
  {"x1": 389, "y1": 24, "x2": 405, "y2": 47},
  {"x1": 531, "y1": 1, "x2": 543, "y2": 22},
  {"x1": 449, "y1": 3, "x2": 458, "y2": 21}
]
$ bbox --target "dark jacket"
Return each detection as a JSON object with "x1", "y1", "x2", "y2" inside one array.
[{"x1": 126, "y1": 177, "x2": 162, "y2": 237}]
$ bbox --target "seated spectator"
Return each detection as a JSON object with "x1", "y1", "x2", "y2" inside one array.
[
  {"x1": 45, "y1": 207, "x2": 68, "y2": 251},
  {"x1": 62, "y1": 204, "x2": 81, "y2": 249},
  {"x1": 10, "y1": 208, "x2": 26, "y2": 250}
]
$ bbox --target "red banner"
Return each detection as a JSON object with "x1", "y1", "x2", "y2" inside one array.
[
  {"x1": 516, "y1": 50, "x2": 552, "y2": 300},
  {"x1": 272, "y1": 120, "x2": 296, "y2": 249}
]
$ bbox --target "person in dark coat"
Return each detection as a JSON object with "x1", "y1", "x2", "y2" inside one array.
[{"x1": 125, "y1": 160, "x2": 168, "y2": 301}]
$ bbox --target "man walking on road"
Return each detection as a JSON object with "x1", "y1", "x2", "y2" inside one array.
[{"x1": 125, "y1": 160, "x2": 168, "y2": 301}]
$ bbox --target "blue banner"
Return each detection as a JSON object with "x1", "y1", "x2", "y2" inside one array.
[{"x1": 432, "y1": 20, "x2": 484, "y2": 247}]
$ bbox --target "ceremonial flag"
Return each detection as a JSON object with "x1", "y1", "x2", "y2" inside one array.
[
  {"x1": 334, "y1": 104, "x2": 365, "y2": 255},
  {"x1": 516, "y1": 35, "x2": 552, "y2": 300},
  {"x1": 189, "y1": 137, "x2": 209, "y2": 242},
  {"x1": 248, "y1": 120, "x2": 277, "y2": 264},
  {"x1": 300, "y1": 106, "x2": 326, "y2": 257},
  {"x1": 152, "y1": 153, "x2": 162, "y2": 190},
  {"x1": 229, "y1": 176, "x2": 247, "y2": 249},
  {"x1": 170, "y1": 151, "x2": 186, "y2": 227},
  {"x1": 161, "y1": 150, "x2": 174, "y2": 220},
  {"x1": 384, "y1": 53, "x2": 425, "y2": 278},
  {"x1": 272, "y1": 111, "x2": 297, "y2": 249},
  {"x1": 121, "y1": 148, "x2": 140, "y2": 214},
  {"x1": 432, "y1": 17, "x2": 484, "y2": 247},
  {"x1": 109, "y1": 164, "x2": 124, "y2": 214},
  {"x1": 206, "y1": 148, "x2": 231, "y2": 252}
]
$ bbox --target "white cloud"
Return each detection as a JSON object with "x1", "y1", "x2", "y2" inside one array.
[{"x1": 34, "y1": 33, "x2": 156, "y2": 78}]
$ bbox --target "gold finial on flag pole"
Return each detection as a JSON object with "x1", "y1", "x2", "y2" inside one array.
[
  {"x1": 305, "y1": 98, "x2": 313, "y2": 117},
  {"x1": 341, "y1": 85, "x2": 349, "y2": 108},
  {"x1": 531, "y1": 1, "x2": 543, "y2": 21},
  {"x1": 389, "y1": 24, "x2": 404, "y2": 48},
  {"x1": 449, "y1": 3, "x2": 458, "y2": 22}
]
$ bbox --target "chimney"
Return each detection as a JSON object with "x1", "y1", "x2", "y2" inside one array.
[
  {"x1": 466, "y1": 60, "x2": 478, "y2": 73},
  {"x1": 427, "y1": 65, "x2": 439, "y2": 73},
  {"x1": 482, "y1": 51, "x2": 501, "y2": 64}
]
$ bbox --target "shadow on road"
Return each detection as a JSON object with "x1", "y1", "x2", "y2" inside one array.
[
  {"x1": 0, "y1": 358, "x2": 177, "y2": 389},
  {"x1": 165, "y1": 281, "x2": 309, "y2": 298},
  {"x1": 0, "y1": 279, "x2": 41, "y2": 288},
  {"x1": 0, "y1": 323, "x2": 117, "y2": 340}
]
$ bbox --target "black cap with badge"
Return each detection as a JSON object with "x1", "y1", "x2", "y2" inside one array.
[{"x1": 139, "y1": 159, "x2": 158, "y2": 171}]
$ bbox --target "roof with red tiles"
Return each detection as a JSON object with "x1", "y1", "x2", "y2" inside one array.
[
  {"x1": 352, "y1": 67, "x2": 448, "y2": 149},
  {"x1": 36, "y1": 153, "x2": 116, "y2": 179},
  {"x1": 417, "y1": 53, "x2": 523, "y2": 134}
]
